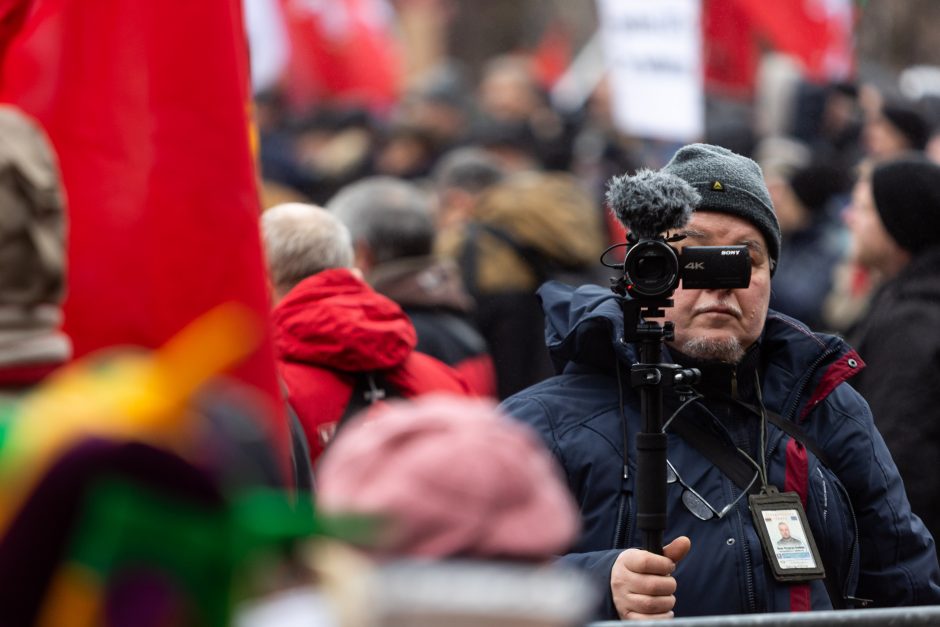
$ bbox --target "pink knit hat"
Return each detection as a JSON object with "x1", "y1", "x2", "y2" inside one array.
[{"x1": 315, "y1": 394, "x2": 579, "y2": 560}]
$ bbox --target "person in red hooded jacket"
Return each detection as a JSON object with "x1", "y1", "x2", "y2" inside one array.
[{"x1": 261, "y1": 202, "x2": 471, "y2": 464}]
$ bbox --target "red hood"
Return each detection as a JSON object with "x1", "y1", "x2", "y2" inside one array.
[{"x1": 272, "y1": 269, "x2": 417, "y2": 371}]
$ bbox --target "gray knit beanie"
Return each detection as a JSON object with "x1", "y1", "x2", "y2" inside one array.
[{"x1": 663, "y1": 143, "x2": 781, "y2": 270}]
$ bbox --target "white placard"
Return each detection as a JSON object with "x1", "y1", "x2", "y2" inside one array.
[
  {"x1": 244, "y1": 0, "x2": 290, "y2": 93},
  {"x1": 597, "y1": 0, "x2": 704, "y2": 142}
]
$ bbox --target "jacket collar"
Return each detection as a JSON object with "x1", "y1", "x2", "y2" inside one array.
[
  {"x1": 668, "y1": 342, "x2": 763, "y2": 402},
  {"x1": 540, "y1": 281, "x2": 863, "y2": 419}
]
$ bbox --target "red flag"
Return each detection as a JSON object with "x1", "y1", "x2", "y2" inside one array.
[
  {"x1": 531, "y1": 20, "x2": 573, "y2": 91},
  {"x1": 703, "y1": 0, "x2": 760, "y2": 98},
  {"x1": 0, "y1": 0, "x2": 289, "y2": 469},
  {"x1": 703, "y1": 0, "x2": 854, "y2": 98},
  {"x1": 732, "y1": 0, "x2": 854, "y2": 82},
  {"x1": 279, "y1": 0, "x2": 401, "y2": 114}
]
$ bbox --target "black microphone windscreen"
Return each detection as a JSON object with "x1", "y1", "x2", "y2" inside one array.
[{"x1": 605, "y1": 169, "x2": 700, "y2": 238}]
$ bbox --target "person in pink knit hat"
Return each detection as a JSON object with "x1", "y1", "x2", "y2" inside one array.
[{"x1": 315, "y1": 393, "x2": 579, "y2": 561}]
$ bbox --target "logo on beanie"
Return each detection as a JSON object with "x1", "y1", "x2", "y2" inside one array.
[{"x1": 711, "y1": 180, "x2": 725, "y2": 191}]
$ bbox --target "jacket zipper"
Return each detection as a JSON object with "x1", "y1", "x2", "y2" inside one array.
[
  {"x1": 614, "y1": 467, "x2": 632, "y2": 549},
  {"x1": 783, "y1": 346, "x2": 838, "y2": 422},
  {"x1": 835, "y1": 478, "x2": 863, "y2": 606},
  {"x1": 613, "y1": 493, "x2": 633, "y2": 549},
  {"x1": 735, "y1": 499, "x2": 758, "y2": 612},
  {"x1": 614, "y1": 493, "x2": 626, "y2": 549},
  {"x1": 700, "y1": 373, "x2": 758, "y2": 610},
  {"x1": 730, "y1": 370, "x2": 758, "y2": 610}
]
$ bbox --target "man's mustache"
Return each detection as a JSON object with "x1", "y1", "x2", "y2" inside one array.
[{"x1": 692, "y1": 301, "x2": 743, "y2": 319}]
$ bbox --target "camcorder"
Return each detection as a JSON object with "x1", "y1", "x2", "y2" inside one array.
[
  {"x1": 620, "y1": 236, "x2": 752, "y2": 298},
  {"x1": 604, "y1": 168, "x2": 753, "y2": 299}
]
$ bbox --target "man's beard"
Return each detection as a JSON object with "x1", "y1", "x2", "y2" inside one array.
[{"x1": 680, "y1": 336, "x2": 745, "y2": 364}]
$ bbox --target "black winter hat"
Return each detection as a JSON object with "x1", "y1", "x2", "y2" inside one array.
[
  {"x1": 871, "y1": 155, "x2": 940, "y2": 254},
  {"x1": 789, "y1": 163, "x2": 850, "y2": 215},
  {"x1": 663, "y1": 143, "x2": 781, "y2": 269},
  {"x1": 880, "y1": 101, "x2": 930, "y2": 152}
]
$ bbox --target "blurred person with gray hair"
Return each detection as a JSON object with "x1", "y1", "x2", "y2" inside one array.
[
  {"x1": 328, "y1": 177, "x2": 495, "y2": 397},
  {"x1": 0, "y1": 105, "x2": 71, "y2": 396},
  {"x1": 261, "y1": 203, "x2": 471, "y2": 465},
  {"x1": 432, "y1": 146, "x2": 506, "y2": 232}
]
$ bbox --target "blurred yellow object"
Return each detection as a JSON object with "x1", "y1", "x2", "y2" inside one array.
[
  {"x1": 34, "y1": 564, "x2": 102, "y2": 627},
  {"x1": 0, "y1": 302, "x2": 263, "y2": 534}
]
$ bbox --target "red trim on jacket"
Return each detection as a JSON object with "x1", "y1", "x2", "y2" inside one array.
[
  {"x1": 789, "y1": 585, "x2": 811, "y2": 613},
  {"x1": 799, "y1": 350, "x2": 865, "y2": 421},
  {"x1": 784, "y1": 438, "x2": 811, "y2": 611}
]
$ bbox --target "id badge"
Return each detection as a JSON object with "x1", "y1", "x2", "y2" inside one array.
[{"x1": 749, "y1": 487, "x2": 825, "y2": 582}]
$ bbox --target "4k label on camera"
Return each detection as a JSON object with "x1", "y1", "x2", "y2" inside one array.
[{"x1": 749, "y1": 489, "x2": 825, "y2": 582}]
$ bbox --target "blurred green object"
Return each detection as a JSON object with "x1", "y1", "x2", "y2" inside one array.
[
  {"x1": 59, "y1": 480, "x2": 381, "y2": 627},
  {"x1": 67, "y1": 479, "x2": 237, "y2": 626}
]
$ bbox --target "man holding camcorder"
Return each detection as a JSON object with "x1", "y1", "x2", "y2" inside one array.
[{"x1": 500, "y1": 143, "x2": 940, "y2": 619}]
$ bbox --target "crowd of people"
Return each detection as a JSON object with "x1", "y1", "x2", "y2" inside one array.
[
  {"x1": 3, "y1": 32, "x2": 940, "y2": 626},
  {"x1": 252, "y1": 49, "x2": 940, "y2": 622},
  {"x1": 248, "y1": 48, "x2": 940, "y2": 621}
]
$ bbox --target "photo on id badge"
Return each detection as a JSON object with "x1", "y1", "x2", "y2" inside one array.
[{"x1": 763, "y1": 510, "x2": 816, "y2": 569}]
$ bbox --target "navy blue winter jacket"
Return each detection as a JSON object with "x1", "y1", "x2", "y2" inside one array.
[{"x1": 500, "y1": 281, "x2": 940, "y2": 618}]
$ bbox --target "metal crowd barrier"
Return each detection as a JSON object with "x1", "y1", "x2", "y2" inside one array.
[{"x1": 591, "y1": 605, "x2": 940, "y2": 627}]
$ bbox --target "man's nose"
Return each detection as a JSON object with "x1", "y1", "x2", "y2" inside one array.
[{"x1": 842, "y1": 204, "x2": 857, "y2": 225}]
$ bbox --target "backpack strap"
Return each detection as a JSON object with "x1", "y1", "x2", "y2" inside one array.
[
  {"x1": 277, "y1": 377, "x2": 314, "y2": 493},
  {"x1": 337, "y1": 371, "x2": 402, "y2": 429},
  {"x1": 284, "y1": 400, "x2": 314, "y2": 494}
]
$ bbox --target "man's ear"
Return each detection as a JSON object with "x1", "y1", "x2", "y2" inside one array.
[{"x1": 353, "y1": 240, "x2": 374, "y2": 273}]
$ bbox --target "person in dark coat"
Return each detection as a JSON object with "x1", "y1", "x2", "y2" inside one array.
[
  {"x1": 845, "y1": 154, "x2": 940, "y2": 543},
  {"x1": 499, "y1": 144, "x2": 940, "y2": 619},
  {"x1": 437, "y1": 171, "x2": 607, "y2": 399},
  {"x1": 766, "y1": 161, "x2": 850, "y2": 331},
  {"x1": 327, "y1": 177, "x2": 496, "y2": 397}
]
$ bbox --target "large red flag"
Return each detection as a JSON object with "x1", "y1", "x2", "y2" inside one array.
[{"x1": 0, "y1": 0, "x2": 288, "y2": 469}]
